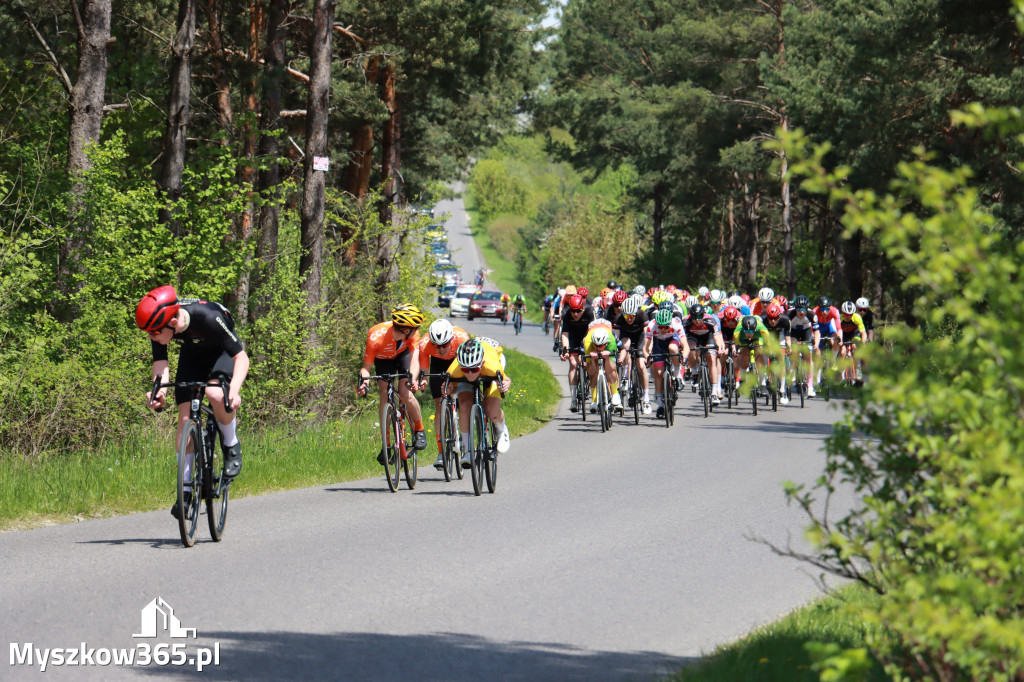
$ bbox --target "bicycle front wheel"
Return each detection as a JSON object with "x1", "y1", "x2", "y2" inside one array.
[
  {"x1": 470, "y1": 407, "x2": 486, "y2": 496},
  {"x1": 399, "y1": 407, "x2": 417, "y2": 490},
  {"x1": 206, "y1": 428, "x2": 229, "y2": 542},
  {"x1": 381, "y1": 403, "x2": 401, "y2": 492},
  {"x1": 176, "y1": 420, "x2": 202, "y2": 548},
  {"x1": 700, "y1": 364, "x2": 710, "y2": 418},
  {"x1": 598, "y1": 377, "x2": 609, "y2": 433},
  {"x1": 485, "y1": 422, "x2": 498, "y2": 493},
  {"x1": 440, "y1": 401, "x2": 455, "y2": 482},
  {"x1": 631, "y1": 364, "x2": 641, "y2": 424}
]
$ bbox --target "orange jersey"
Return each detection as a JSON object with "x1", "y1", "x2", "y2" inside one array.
[
  {"x1": 416, "y1": 327, "x2": 470, "y2": 366},
  {"x1": 363, "y1": 322, "x2": 420, "y2": 364}
]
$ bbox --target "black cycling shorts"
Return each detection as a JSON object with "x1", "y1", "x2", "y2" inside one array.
[
  {"x1": 373, "y1": 349, "x2": 412, "y2": 378},
  {"x1": 426, "y1": 355, "x2": 451, "y2": 399},
  {"x1": 175, "y1": 347, "x2": 236, "y2": 406}
]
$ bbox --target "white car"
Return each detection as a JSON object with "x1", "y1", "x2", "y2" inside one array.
[{"x1": 449, "y1": 284, "x2": 479, "y2": 317}]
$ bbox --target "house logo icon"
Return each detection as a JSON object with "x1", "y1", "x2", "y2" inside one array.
[{"x1": 133, "y1": 597, "x2": 197, "y2": 639}]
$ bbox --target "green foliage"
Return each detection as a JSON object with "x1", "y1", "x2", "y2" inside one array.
[{"x1": 776, "y1": 105, "x2": 1024, "y2": 679}]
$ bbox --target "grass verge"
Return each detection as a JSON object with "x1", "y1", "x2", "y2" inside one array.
[
  {"x1": 668, "y1": 584, "x2": 893, "y2": 682},
  {"x1": 0, "y1": 347, "x2": 560, "y2": 532}
]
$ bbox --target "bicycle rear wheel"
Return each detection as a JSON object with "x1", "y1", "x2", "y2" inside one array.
[
  {"x1": 440, "y1": 401, "x2": 455, "y2": 482},
  {"x1": 470, "y1": 407, "x2": 486, "y2": 496},
  {"x1": 631, "y1": 363, "x2": 641, "y2": 425},
  {"x1": 751, "y1": 384, "x2": 759, "y2": 416},
  {"x1": 665, "y1": 376, "x2": 675, "y2": 427},
  {"x1": 381, "y1": 403, "x2": 401, "y2": 492},
  {"x1": 206, "y1": 427, "x2": 228, "y2": 542},
  {"x1": 485, "y1": 423, "x2": 498, "y2": 493},
  {"x1": 579, "y1": 371, "x2": 588, "y2": 421},
  {"x1": 176, "y1": 420, "x2": 202, "y2": 548},
  {"x1": 699, "y1": 364, "x2": 710, "y2": 418},
  {"x1": 598, "y1": 377, "x2": 609, "y2": 432}
]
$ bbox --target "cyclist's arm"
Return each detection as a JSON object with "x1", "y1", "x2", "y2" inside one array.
[
  {"x1": 227, "y1": 350, "x2": 250, "y2": 409},
  {"x1": 148, "y1": 359, "x2": 171, "y2": 407}
]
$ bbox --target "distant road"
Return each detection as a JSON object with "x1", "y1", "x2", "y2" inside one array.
[{"x1": 0, "y1": 194, "x2": 846, "y2": 681}]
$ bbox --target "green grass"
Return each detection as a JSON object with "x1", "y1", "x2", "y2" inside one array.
[
  {"x1": 669, "y1": 585, "x2": 894, "y2": 682},
  {"x1": 0, "y1": 348, "x2": 560, "y2": 531}
]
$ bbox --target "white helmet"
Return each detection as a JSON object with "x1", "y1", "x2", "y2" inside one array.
[
  {"x1": 758, "y1": 287, "x2": 775, "y2": 303},
  {"x1": 456, "y1": 338, "x2": 484, "y2": 368},
  {"x1": 729, "y1": 295, "x2": 744, "y2": 308},
  {"x1": 709, "y1": 289, "x2": 725, "y2": 304},
  {"x1": 591, "y1": 327, "x2": 610, "y2": 346},
  {"x1": 841, "y1": 301, "x2": 856, "y2": 315},
  {"x1": 698, "y1": 286, "x2": 709, "y2": 298},
  {"x1": 685, "y1": 294, "x2": 699, "y2": 308},
  {"x1": 632, "y1": 285, "x2": 646, "y2": 296},
  {"x1": 428, "y1": 319, "x2": 454, "y2": 345},
  {"x1": 856, "y1": 297, "x2": 870, "y2": 309},
  {"x1": 623, "y1": 295, "x2": 642, "y2": 316},
  {"x1": 593, "y1": 295, "x2": 603, "y2": 307}
]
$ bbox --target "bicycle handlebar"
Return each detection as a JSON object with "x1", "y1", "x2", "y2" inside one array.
[{"x1": 151, "y1": 377, "x2": 232, "y2": 414}]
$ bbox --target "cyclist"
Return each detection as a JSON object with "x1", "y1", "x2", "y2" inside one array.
[
  {"x1": 643, "y1": 308, "x2": 688, "y2": 419},
  {"x1": 682, "y1": 303, "x2": 725, "y2": 405},
  {"x1": 813, "y1": 295, "x2": 842, "y2": 381},
  {"x1": 697, "y1": 286, "x2": 710, "y2": 305},
  {"x1": 729, "y1": 294, "x2": 751, "y2": 316},
  {"x1": 500, "y1": 292, "x2": 511, "y2": 323},
  {"x1": 707, "y1": 289, "x2": 727, "y2": 315},
  {"x1": 605, "y1": 289, "x2": 628, "y2": 322},
  {"x1": 551, "y1": 286, "x2": 572, "y2": 351},
  {"x1": 761, "y1": 302, "x2": 794, "y2": 404},
  {"x1": 856, "y1": 297, "x2": 875, "y2": 342},
  {"x1": 750, "y1": 287, "x2": 777, "y2": 317},
  {"x1": 838, "y1": 300, "x2": 869, "y2": 383},
  {"x1": 733, "y1": 314, "x2": 772, "y2": 389},
  {"x1": 415, "y1": 319, "x2": 471, "y2": 470},
  {"x1": 613, "y1": 295, "x2": 652, "y2": 414},
  {"x1": 447, "y1": 338, "x2": 512, "y2": 466},
  {"x1": 511, "y1": 294, "x2": 527, "y2": 327},
  {"x1": 357, "y1": 304, "x2": 428, "y2": 463},
  {"x1": 137, "y1": 285, "x2": 249, "y2": 519},
  {"x1": 788, "y1": 295, "x2": 818, "y2": 397},
  {"x1": 560, "y1": 293, "x2": 596, "y2": 411},
  {"x1": 583, "y1": 321, "x2": 621, "y2": 412}
]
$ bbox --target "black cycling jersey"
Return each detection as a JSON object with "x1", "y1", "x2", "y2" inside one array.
[
  {"x1": 859, "y1": 309, "x2": 874, "y2": 331},
  {"x1": 761, "y1": 314, "x2": 793, "y2": 339},
  {"x1": 151, "y1": 299, "x2": 244, "y2": 362},
  {"x1": 561, "y1": 306, "x2": 595, "y2": 347},
  {"x1": 613, "y1": 309, "x2": 649, "y2": 336}
]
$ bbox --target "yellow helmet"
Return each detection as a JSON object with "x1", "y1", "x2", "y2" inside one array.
[
  {"x1": 391, "y1": 304, "x2": 425, "y2": 327},
  {"x1": 565, "y1": 285, "x2": 577, "y2": 295}
]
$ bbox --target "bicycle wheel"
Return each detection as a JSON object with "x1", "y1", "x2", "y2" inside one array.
[
  {"x1": 176, "y1": 420, "x2": 202, "y2": 548},
  {"x1": 598, "y1": 377, "x2": 609, "y2": 433},
  {"x1": 450, "y1": 404, "x2": 465, "y2": 480},
  {"x1": 440, "y1": 401, "x2": 455, "y2": 482},
  {"x1": 631, "y1": 363, "x2": 641, "y2": 425},
  {"x1": 469, "y1": 407, "x2": 486, "y2": 496},
  {"x1": 665, "y1": 376, "x2": 675, "y2": 427},
  {"x1": 751, "y1": 384, "x2": 759, "y2": 416},
  {"x1": 699, "y1": 363, "x2": 710, "y2": 418},
  {"x1": 381, "y1": 403, "x2": 401, "y2": 492},
  {"x1": 579, "y1": 371, "x2": 589, "y2": 422},
  {"x1": 399, "y1": 407, "x2": 417, "y2": 490},
  {"x1": 485, "y1": 422, "x2": 498, "y2": 493},
  {"x1": 205, "y1": 427, "x2": 229, "y2": 542}
]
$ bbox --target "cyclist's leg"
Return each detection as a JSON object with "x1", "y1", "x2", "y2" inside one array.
[{"x1": 482, "y1": 392, "x2": 510, "y2": 452}]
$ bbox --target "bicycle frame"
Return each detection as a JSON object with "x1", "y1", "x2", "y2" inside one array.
[
  {"x1": 459, "y1": 374, "x2": 503, "y2": 496},
  {"x1": 363, "y1": 372, "x2": 417, "y2": 492}
]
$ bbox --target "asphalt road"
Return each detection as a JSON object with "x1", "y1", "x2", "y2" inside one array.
[{"x1": 0, "y1": 196, "x2": 848, "y2": 681}]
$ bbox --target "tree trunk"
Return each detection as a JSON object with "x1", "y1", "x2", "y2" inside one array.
[
  {"x1": 651, "y1": 188, "x2": 664, "y2": 283},
  {"x1": 203, "y1": 0, "x2": 233, "y2": 136},
  {"x1": 157, "y1": 0, "x2": 198, "y2": 238},
  {"x1": 251, "y1": 0, "x2": 289, "y2": 319},
  {"x1": 379, "y1": 62, "x2": 399, "y2": 228},
  {"x1": 61, "y1": 0, "x2": 112, "y2": 314},
  {"x1": 299, "y1": 0, "x2": 334, "y2": 353}
]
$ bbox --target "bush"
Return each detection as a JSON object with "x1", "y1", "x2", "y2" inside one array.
[{"x1": 775, "y1": 111, "x2": 1024, "y2": 680}]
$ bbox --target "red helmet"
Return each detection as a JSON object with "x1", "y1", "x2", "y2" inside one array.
[
  {"x1": 136, "y1": 285, "x2": 180, "y2": 332},
  {"x1": 741, "y1": 294, "x2": 751, "y2": 303},
  {"x1": 612, "y1": 290, "x2": 628, "y2": 304},
  {"x1": 647, "y1": 287, "x2": 657, "y2": 298},
  {"x1": 679, "y1": 289, "x2": 689, "y2": 299},
  {"x1": 666, "y1": 284, "x2": 678, "y2": 293},
  {"x1": 766, "y1": 302, "x2": 784, "y2": 319},
  {"x1": 568, "y1": 294, "x2": 586, "y2": 310},
  {"x1": 776, "y1": 295, "x2": 788, "y2": 310},
  {"x1": 577, "y1": 286, "x2": 589, "y2": 299},
  {"x1": 722, "y1": 306, "x2": 741, "y2": 323}
]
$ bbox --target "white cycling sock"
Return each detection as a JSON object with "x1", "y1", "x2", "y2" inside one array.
[
  {"x1": 461, "y1": 432, "x2": 471, "y2": 453},
  {"x1": 655, "y1": 392, "x2": 664, "y2": 406},
  {"x1": 179, "y1": 452, "x2": 193, "y2": 490},
  {"x1": 218, "y1": 418, "x2": 239, "y2": 447},
  {"x1": 493, "y1": 419, "x2": 506, "y2": 433}
]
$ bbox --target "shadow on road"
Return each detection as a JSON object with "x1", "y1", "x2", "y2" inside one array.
[
  {"x1": 140, "y1": 629, "x2": 693, "y2": 682},
  {"x1": 78, "y1": 537, "x2": 180, "y2": 549}
]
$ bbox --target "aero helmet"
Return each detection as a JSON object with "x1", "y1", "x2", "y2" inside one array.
[
  {"x1": 568, "y1": 294, "x2": 586, "y2": 310},
  {"x1": 741, "y1": 315, "x2": 759, "y2": 332},
  {"x1": 690, "y1": 303, "x2": 705, "y2": 317},
  {"x1": 819, "y1": 296, "x2": 832, "y2": 309},
  {"x1": 136, "y1": 285, "x2": 180, "y2": 332},
  {"x1": 766, "y1": 303, "x2": 784, "y2": 319}
]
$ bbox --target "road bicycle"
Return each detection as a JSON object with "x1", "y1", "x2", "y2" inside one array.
[
  {"x1": 542, "y1": 310, "x2": 550, "y2": 335},
  {"x1": 362, "y1": 372, "x2": 418, "y2": 492},
  {"x1": 587, "y1": 350, "x2": 615, "y2": 432},
  {"x1": 691, "y1": 345, "x2": 717, "y2": 418},
  {"x1": 625, "y1": 347, "x2": 645, "y2": 425},
  {"x1": 721, "y1": 341, "x2": 737, "y2": 408},
  {"x1": 513, "y1": 308, "x2": 523, "y2": 335},
  {"x1": 152, "y1": 378, "x2": 232, "y2": 548},
  {"x1": 461, "y1": 373, "x2": 504, "y2": 495},
  {"x1": 651, "y1": 352, "x2": 683, "y2": 428},
  {"x1": 569, "y1": 347, "x2": 591, "y2": 420},
  {"x1": 789, "y1": 342, "x2": 811, "y2": 408},
  {"x1": 421, "y1": 371, "x2": 463, "y2": 482}
]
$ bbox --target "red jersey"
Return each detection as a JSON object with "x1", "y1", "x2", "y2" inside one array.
[{"x1": 363, "y1": 322, "x2": 420, "y2": 364}]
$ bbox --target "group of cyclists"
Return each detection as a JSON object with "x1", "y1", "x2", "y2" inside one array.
[
  {"x1": 134, "y1": 276, "x2": 873, "y2": 515},
  {"x1": 542, "y1": 281, "x2": 873, "y2": 419}
]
